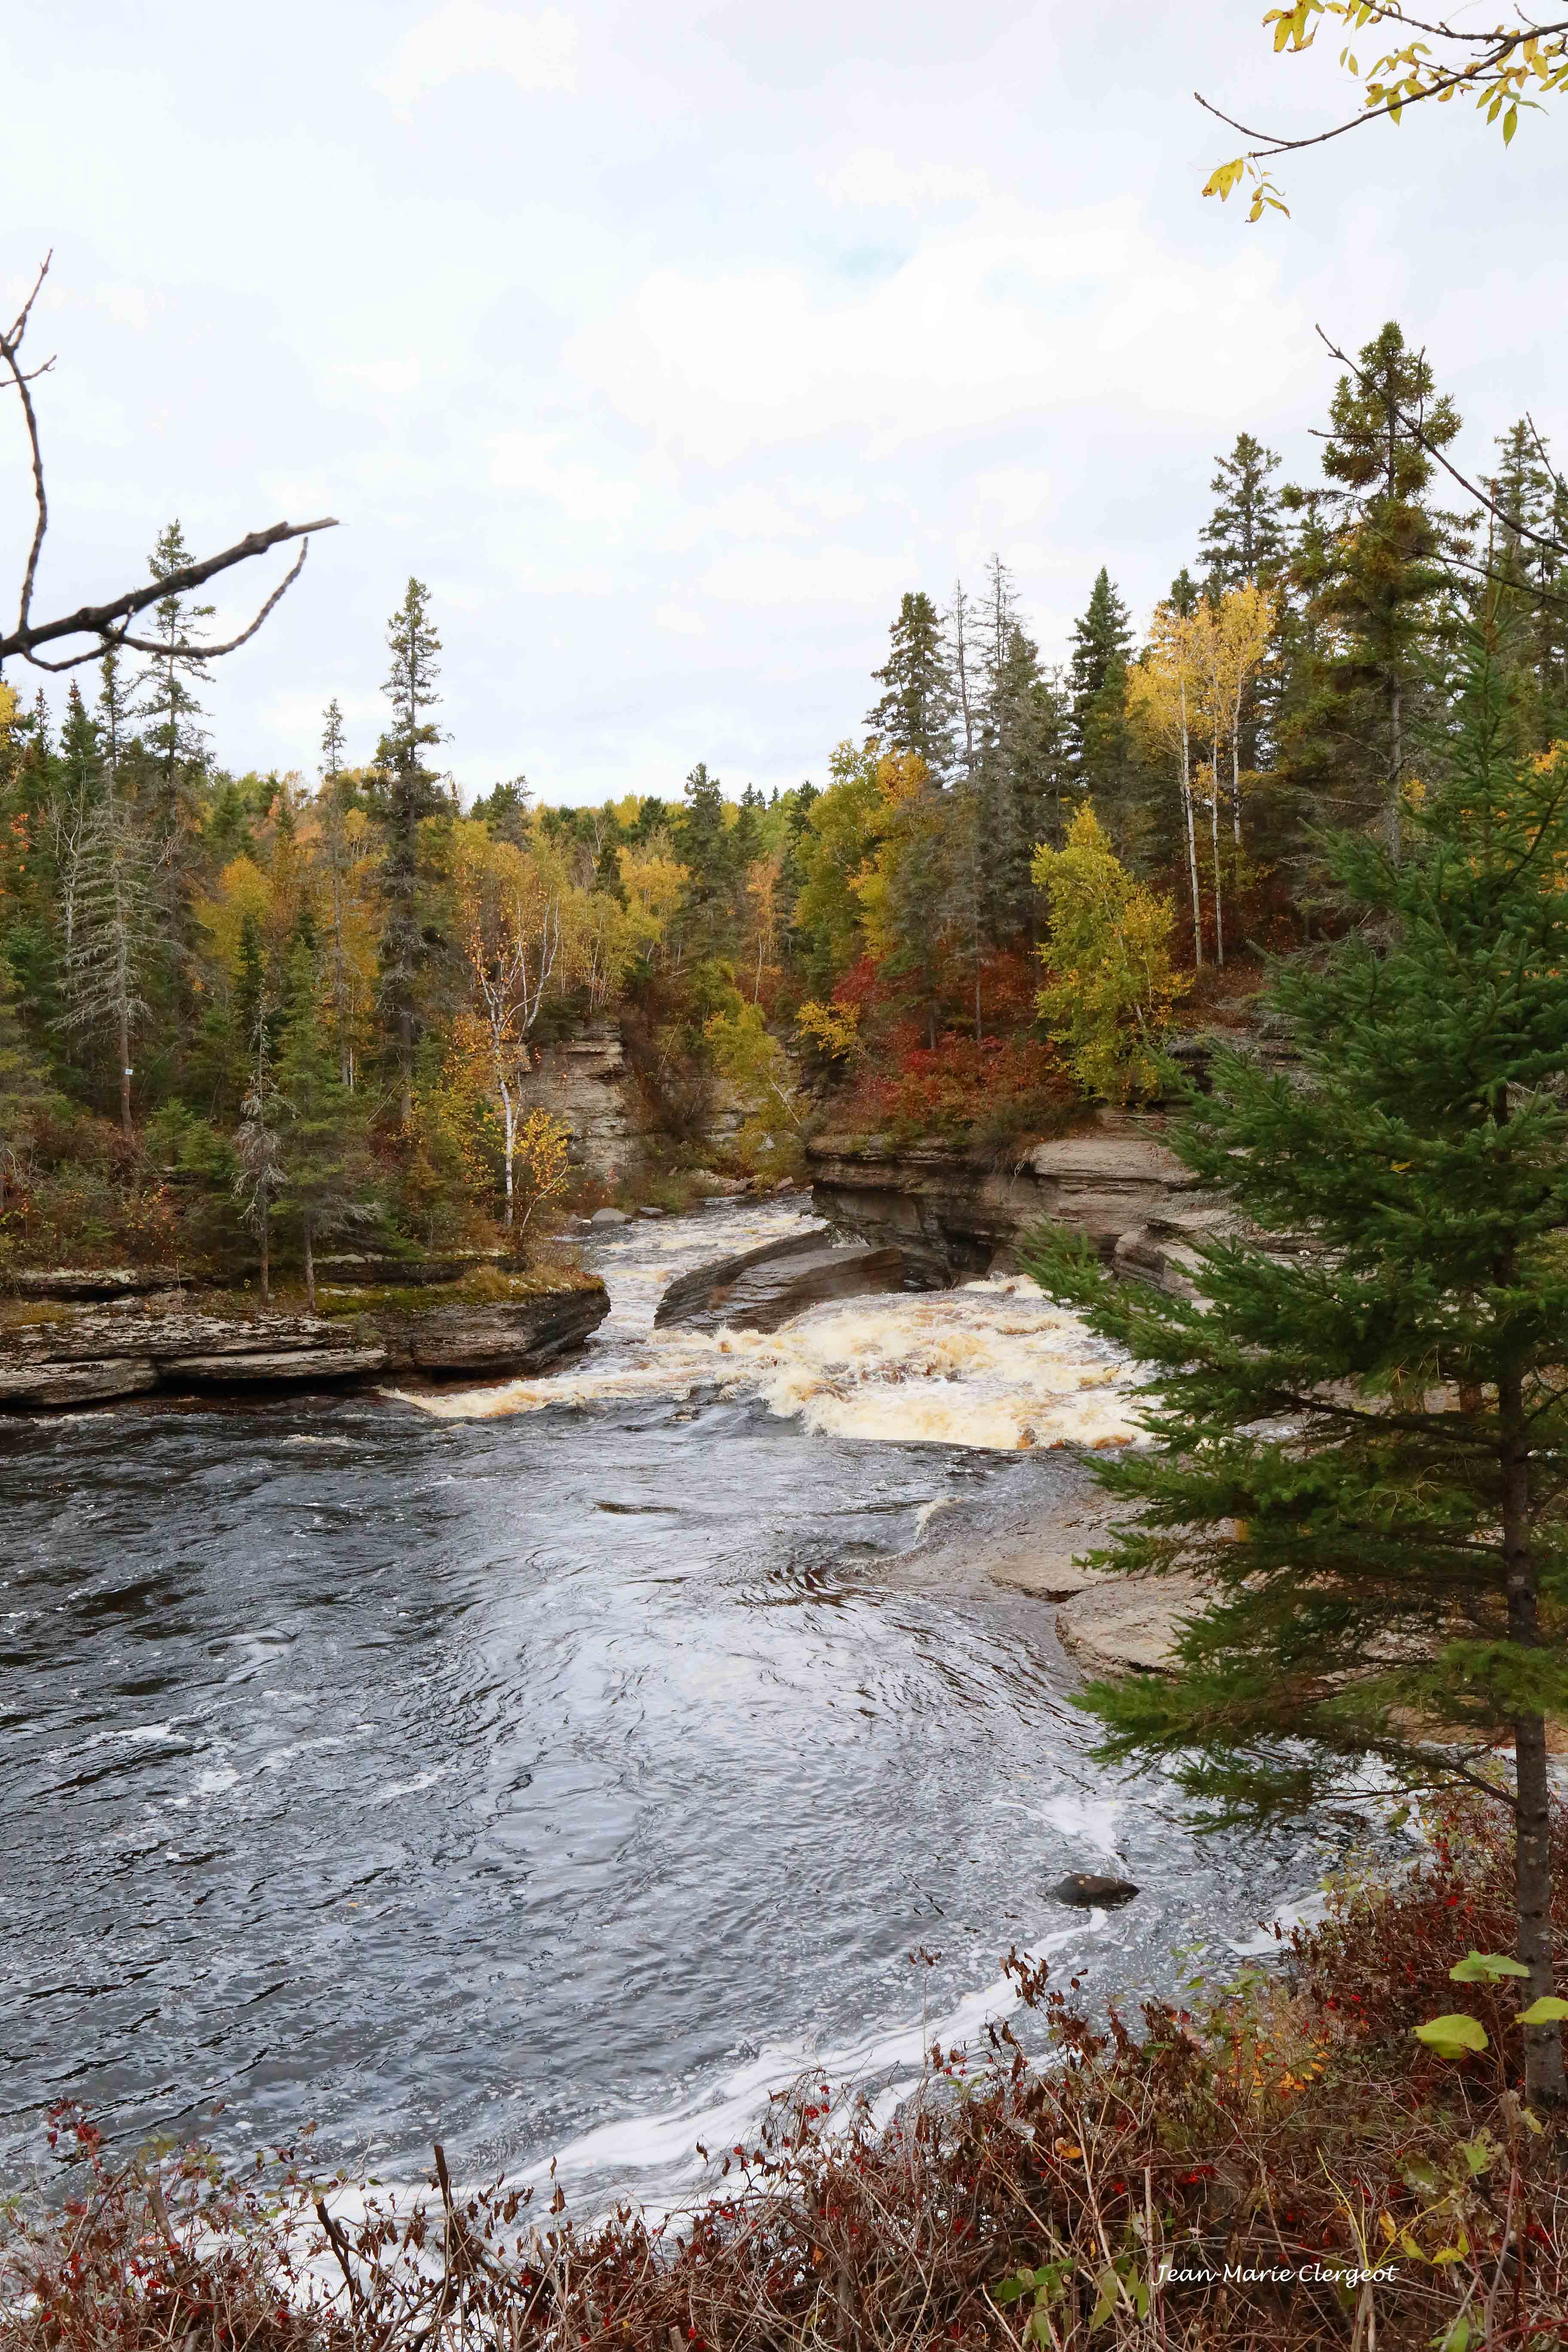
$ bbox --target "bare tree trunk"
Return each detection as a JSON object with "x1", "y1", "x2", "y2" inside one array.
[
  {"x1": 1180, "y1": 697, "x2": 1203, "y2": 971},
  {"x1": 1211, "y1": 724, "x2": 1224, "y2": 970},
  {"x1": 1500, "y1": 1362, "x2": 1564, "y2": 2106},
  {"x1": 501, "y1": 1079, "x2": 516, "y2": 1230},
  {"x1": 259, "y1": 1200, "x2": 270, "y2": 1310},
  {"x1": 303, "y1": 1219, "x2": 316, "y2": 1314},
  {"x1": 1389, "y1": 674, "x2": 1403, "y2": 869}
]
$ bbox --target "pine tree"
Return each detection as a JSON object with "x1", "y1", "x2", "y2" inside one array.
[
  {"x1": 867, "y1": 591, "x2": 951, "y2": 769},
  {"x1": 1488, "y1": 420, "x2": 1568, "y2": 746},
  {"x1": 372, "y1": 578, "x2": 448, "y2": 1122},
  {"x1": 275, "y1": 942, "x2": 375, "y2": 1310},
  {"x1": 1028, "y1": 630, "x2": 1568, "y2": 2106}
]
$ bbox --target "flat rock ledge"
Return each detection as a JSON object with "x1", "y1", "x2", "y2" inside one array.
[
  {"x1": 0, "y1": 1282, "x2": 610, "y2": 1411},
  {"x1": 654, "y1": 1228, "x2": 946, "y2": 1334},
  {"x1": 806, "y1": 1113, "x2": 1220, "y2": 1284}
]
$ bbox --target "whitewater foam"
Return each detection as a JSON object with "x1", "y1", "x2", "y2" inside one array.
[{"x1": 389, "y1": 1274, "x2": 1143, "y2": 1455}]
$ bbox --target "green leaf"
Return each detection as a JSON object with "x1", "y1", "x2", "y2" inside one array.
[
  {"x1": 1516, "y1": 1995, "x2": 1568, "y2": 2025},
  {"x1": 1089, "y1": 2267, "x2": 1120, "y2": 2330},
  {"x1": 1449, "y1": 1948, "x2": 1530, "y2": 1982},
  {"x1": 1413, "y1": 2012, "x2": 1488, "y2": 2058},
  {"x1": 1503, "y1": 103, "x2": 1519, "y2": 143},
  {"x1": 1438, "y1": 2315, "x2": 1474, "y2": 2352}
]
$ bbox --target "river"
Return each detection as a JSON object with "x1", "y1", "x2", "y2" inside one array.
[{"x1": 1, "y1": 1198, "x2": 1335, "y2": 2209}]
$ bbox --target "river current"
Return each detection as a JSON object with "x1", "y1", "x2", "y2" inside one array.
[{"x1": 2, "y1": 1200, "x2": 1336, "y2": 2208}]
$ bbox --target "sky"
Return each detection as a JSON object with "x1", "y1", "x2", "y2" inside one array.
[{"x1": 2, "y1": 1, "x2": 1564, "y2": 806}]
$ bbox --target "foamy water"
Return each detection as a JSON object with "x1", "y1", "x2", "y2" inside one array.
[{"x1": 388, "y1": 1203, "x2": 1143, "y2": 1453}]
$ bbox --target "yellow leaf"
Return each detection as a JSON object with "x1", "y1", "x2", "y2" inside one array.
[{"x1": 1203, "y1": 157, "x2": 1246, "y2": 201}]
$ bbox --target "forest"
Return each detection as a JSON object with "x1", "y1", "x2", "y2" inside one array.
[{"x1": 1, "y1": 318, "x2": 1565, "y2": 1293}]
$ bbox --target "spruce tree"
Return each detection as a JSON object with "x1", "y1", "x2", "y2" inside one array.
[
  {"x1": 1199, "y1": 431, "x2": 1283, "y2": 593},
  {"x1": 136, "y1": 520, "x2": 212, "y2": 975},
  {"x1": 674, "y1": 761, "x2": 735, "y2": 962},
  {"x1": 1028, "y1": 631, "x2": 1568, "y2": 2106},
  {"x1": 372, "y1": 578, "x2": 447, "y2": 1122},
  {"x1": 1068, "y1": 570, "x2": 1134, "y2": 815},
  {"x1": 868, "y1": 590, "x2": 951, "y2": 771},
  {"x1": 1283, "y1": 322, "x2": 1466, "y2": 865},
  {"x1": 1200, "y1": 434, "x2": 1284, "y2": 775}
]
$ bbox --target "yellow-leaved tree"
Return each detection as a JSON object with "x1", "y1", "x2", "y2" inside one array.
[{"x1": 1033, "y1": 805, "x2": 1189, "y2": 1104}]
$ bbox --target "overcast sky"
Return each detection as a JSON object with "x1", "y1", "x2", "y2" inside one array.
[{"x1": 3, "y1": 1, "x2": 1563, "y2": 805}]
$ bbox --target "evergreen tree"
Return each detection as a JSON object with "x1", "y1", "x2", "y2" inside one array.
[
  {"x1": 1283, "y1": 322, "x2": 1466, "y2": 864},
  {"x1": 1028, "y1": 631, "x2": 1568, "y2": 2106},
  {"x1": 57, "y1": 657, "x2": 154, "y2": 1136},
  {"x1": 867, "y1": 591, "x2": 951, "y2": 769},
  {"x1": 275, "y1": 941, "x2": 375, "y2": 1310},
  {"x1": 136, "y1": 519, "x2": 212, "y2": 974},
  {"x1": 1488, "y1": 420, "x2": 1568, "y2": 745},
  {"x1": 1199, "y1": 434, "x2": 1285, "y2": 775},
  {"x1": 0, "y1": 960, "x2": 62, "y2": 1213},
  {"x1": 1068, "y1": 570, "x2": 1135, "y2": 818},
  {"x1": 472, "y1": 775, "x2": 533, "y2": 845},
  {"x1": 674, "y1": 761, "x2": 735, "y2": 961},
  {"x1": 1167, "y1": 567, "x2": 1201, "y2": 618},
  {"x1": 372, "y1": 578, "x2": 448, "y2": 1122},
  {"x1": 1199, "y1": 431, "x2": 1284, "y2": 593}
]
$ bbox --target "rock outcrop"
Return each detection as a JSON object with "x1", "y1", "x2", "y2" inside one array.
[
  {"x1": 808, "y1": 1111, "x2": 1216, "y2": 1282},
  {"x1": 523, "y1": 1023, "x2": 640, "y2": 1180},
  {"x1": 0, "y1": 1282, "x2": 610, "y2": 1411},
  {"x1": 655, "y1": 1229, "x2": 945, "y2": 1335}
]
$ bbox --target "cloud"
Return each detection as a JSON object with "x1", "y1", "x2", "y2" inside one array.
[
  {"x1": 824, "y1": 149, "x2": 992, "y2": 210},
  {"x1": 373, "y1": 2, "x2": 576, "y2": 113}
]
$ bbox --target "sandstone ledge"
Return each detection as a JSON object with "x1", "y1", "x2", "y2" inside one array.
[{"x1": 0, "y1": 1282, "x2": 610, "y2": 1411}]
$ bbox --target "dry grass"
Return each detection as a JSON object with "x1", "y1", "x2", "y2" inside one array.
[{"x1": 4, "y1": 1798, "x2": 1564, "y2": 2352}]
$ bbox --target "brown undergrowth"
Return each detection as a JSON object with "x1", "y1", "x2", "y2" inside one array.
[{"x1": 4, "y1": 1799, "x2": 1564, "y2": 2352}]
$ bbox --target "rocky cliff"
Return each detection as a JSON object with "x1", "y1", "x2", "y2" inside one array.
[
  {"x1": 807, "y1": 1110, "x2": 1225, "y2": 1292},
  {"x1": 0, "y1": 1280, "x2": 610, "y2": 1410},
  {"x1": 523, "y1": 1023, "x2": 640, "y2": 1180}
]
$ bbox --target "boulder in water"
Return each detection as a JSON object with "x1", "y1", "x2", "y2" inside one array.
[
  {"x1": 1051, "y1": 1871, "x2": 1139, "y2": 1908},
  {"x1": 654, "y1": 1228, "x2": 943, "y2": 1335},
  {"x1": 590, "y1": 1207, "x2": 631, "y2": 1227}
]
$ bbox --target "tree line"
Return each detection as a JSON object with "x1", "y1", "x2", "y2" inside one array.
[{"x1": 2, "y1": 317, "x2": 1566, "y2": 1273}]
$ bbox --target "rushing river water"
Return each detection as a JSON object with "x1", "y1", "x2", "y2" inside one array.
[{"x1": 2, "y1": 1200, "x2": 1338, "y2": 2208}]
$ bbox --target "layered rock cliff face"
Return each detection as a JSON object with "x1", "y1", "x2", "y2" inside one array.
[
  {"x1": 807, "y1": 1110, "x2": 1225, "y2": 1292},
  {"x1": 0, "y1": 1282, "x2": 610, "y2": 1410},
  {"x1": 523, "y1": 1023, "x2": 640, "y2": 1180}
]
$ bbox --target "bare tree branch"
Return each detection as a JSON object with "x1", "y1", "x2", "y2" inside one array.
[
  {"x1": 1, "y1": 515, "x2": 338, "y2": 668},
  {"x1": 21, "y1": 535, "x2": 319, "y2": 673},
  {"x1": 1, "y1": 251, "x2": 55, "y2": 645},
  {"x1": 1, "y1": 250, "x2": 338, "y2": 675}
]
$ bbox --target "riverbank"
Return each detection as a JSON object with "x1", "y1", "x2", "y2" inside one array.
[
  {"x1": 6, "y1": 1794, "x2": 1562, "y2": 2352},
  {"x1": 0, "y1": 1267, "x2": 609, "y2": 1408}
]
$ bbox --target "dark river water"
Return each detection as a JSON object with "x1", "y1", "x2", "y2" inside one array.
[{"x1": 1, "y1": 1201, "x2": 1336, "y2": 2208}]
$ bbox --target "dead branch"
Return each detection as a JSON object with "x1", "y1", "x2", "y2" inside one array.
[{"x1": 1, "y1": 250, "x2": 337, "y2": 673}]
